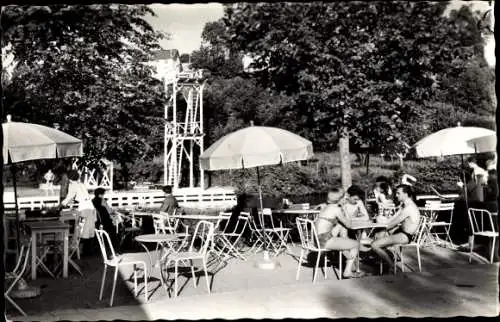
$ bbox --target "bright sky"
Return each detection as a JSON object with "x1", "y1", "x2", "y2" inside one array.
[{"x1": 145, "y1": 3, "x2": 224, "y2": 55}]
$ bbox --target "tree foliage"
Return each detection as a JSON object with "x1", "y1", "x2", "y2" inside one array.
[
  {"x1": 221, "y1": 2, "x2": 492, "y2": 153},
  {"x1": 2, "y1": 5, "x2": 167, "y2": 169}
]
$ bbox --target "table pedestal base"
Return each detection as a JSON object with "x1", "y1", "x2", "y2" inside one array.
[{"x1": 254, "y1": 251, "x2": 281, "y2": 270}]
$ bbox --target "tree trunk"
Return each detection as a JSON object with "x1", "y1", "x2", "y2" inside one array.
[
  {"x1": 339, "y1": 132, "x2": 352, "y2": 191},
  {"x1": 366, "y1": 152, "x2": 370, "y2": 174}
]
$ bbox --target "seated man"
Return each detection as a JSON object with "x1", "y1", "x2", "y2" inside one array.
[
  {"x1": 371, "y1": 184, "x2": 421, "y2": 272},
  {"x1": 314, "y1": 187, "x2": 365, "y2": 278},
  {"x1": 160, "y1": 185, "x2": 181, "y2": 215},
  {"x1": 332, "y1": 185, "x2": 370, "y2": 239}
]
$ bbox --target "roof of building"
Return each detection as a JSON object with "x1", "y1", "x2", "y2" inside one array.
[{"x1": 150, "y1": 49, "x2": 180, "y2": 61}]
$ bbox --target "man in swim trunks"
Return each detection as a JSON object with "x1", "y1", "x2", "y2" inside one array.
[
  {"x1": 371, "y1": 184, "x2": 421, "y2": 272},
  {"x1": 314, "y1": 187, "x2": 365, "y2": 278}
]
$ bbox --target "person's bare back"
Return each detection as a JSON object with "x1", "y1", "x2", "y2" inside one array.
[{"x1": 400, "y1": 201, "x2": 420, "y2": 235}]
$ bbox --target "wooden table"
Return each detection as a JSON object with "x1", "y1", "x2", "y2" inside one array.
[{"x1": 25, "y1": 221, "x2": 70, "y2": 280}]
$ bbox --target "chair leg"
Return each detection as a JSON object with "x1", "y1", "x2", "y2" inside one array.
[
  {"x1": 469, "y1": 235, "x2": 474, "y2": 263},
  {"x1": 174, "y1": 261, "x2": 179, "y2": 298},
  {"x1": 324, "y1": 252, "x2": 328, "y2": 280},
  {"x1": 143, "y1": 264, "x2": 148, "y2": 302},
  {"x1": 110, "y1": 266, "x2": 119, "y2": 306},
  {"x1": 339, "y1": 252, "x2": 342, "y2": 280},
  {"x1": 99, "y1": 265, "x2": 107, "y2": 301},
  {"x1": 400, "y1": 248, "x2": 404, "y2": 273},
  {"x1": 490, "y1": 237, "x2": 496, "y2": 264},
  {"x1": 202, "y1": 258, "x2": 211, "y2": 294},
  {"x1": 190, "y1": 259, "x2": 197, "y2": 288},
  {"x1": 133, "y1": 265, "x2": 138, "y2": 297},
  {"x1": 416, "y1": 247, "x2": 422, "y2": 272},
  {"x1": 5, "y1": 295, "x2": 27, "y2": 316},
  {"x1": 296, "y1": 249, "x2": 304, "y2": 280},
  {"x1": 313, "y1": 251, "x2": 321, "y2": 284}
]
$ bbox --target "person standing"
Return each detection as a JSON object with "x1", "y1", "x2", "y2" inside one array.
[{"x1": 61, "y1": 170, "x2": 97, "y2": 256}]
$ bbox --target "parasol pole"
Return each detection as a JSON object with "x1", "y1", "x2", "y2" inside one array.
[
  {"x1": 461, "y1": 155, "x2": 469, "y2": 211},
  {"x1": 255, "y1": 167, "x2": 279, "y2": 270},
  {"x1": 11, "y1": 162, "x2": 21, "y2": 254}
]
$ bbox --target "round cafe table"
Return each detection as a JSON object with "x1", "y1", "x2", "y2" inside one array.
[{"x1": 135, "y1": 233, "x2": 190, "y2": 290}]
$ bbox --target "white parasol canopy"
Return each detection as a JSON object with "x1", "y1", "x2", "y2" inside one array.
[
  {"x1": 412, "y1": 124, "x2": 495, "y2": 158},
  {"x1": 200, "y1": 126, "x2": 313, "y2": 171},
  {"x1": 467, "y1": 134, "x2": 497, "y2": 154},
  {"x1": 3, "y1": 116, "x2": 83, "y2": 164}
]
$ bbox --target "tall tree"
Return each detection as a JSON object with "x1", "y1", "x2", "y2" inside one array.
[
  {"x1": 2, "y1": 5, "x2": 167, "y2": 171},
  {"x1": 222, "y1": 1, "x2": 485, "y2": 187}
]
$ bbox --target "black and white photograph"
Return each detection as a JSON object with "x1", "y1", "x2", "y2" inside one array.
[{"x1": 1, "y1": 1, "x2": 498, "y2": 320}]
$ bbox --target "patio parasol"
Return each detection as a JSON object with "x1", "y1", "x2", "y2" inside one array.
[
  {"x1": 467, "y1": 134, "x2": 497, "y2": 154},
  {"x1": 412, "y1": 123, "x2": 496, "y2": 209},
  {"x1": 3, "y1": 115, "x2": 83, "y2": 252},
  {"x1": 200, "y1": 123, "x2": 313, "y2": 269}
]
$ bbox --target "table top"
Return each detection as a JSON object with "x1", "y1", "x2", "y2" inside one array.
[
  {"x1": 349, "y1": 220, "x2": 388, "y2": 230},
  {"x1": 273, "y1": 209, "x2": 320, "y2": 215},
  {"x1": 24, "y1": 221, "x2": 70, "y2": 230},
  {"x1": 170, "y1": 214, "x2": 230, "y2": 220},
  {"x1": 135, "y1": 233, "x2": 189, "y2": 243}
]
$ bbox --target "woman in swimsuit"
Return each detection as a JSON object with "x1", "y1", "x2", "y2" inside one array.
[{"x1": 315, "y1": 188, "x2": 365, "y2": 278}]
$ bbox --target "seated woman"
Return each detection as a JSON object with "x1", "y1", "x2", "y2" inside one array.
[
  {"x1": 92, "y1": 188, "x2": 121, "y2": 249},
  {"x1": 371, "y1": 185, "x2": 421, "y2": 272},
  {"x1": 314, "y1": 187, "x2": 365, "y2": 278}
]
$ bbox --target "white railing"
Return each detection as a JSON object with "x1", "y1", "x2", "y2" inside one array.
[{"x1": 3, "y1": 187, "x2": 237, "y2": 212}]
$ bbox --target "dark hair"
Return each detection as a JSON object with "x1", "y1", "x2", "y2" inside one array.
[
  {"x1": 68, "y1": 170, "x2": 80, "y2": 181},
  {"x1": 375, "y1": 176, "x2": 390, "y2": 183},
  {"x1": 347, "y1": 185, "x2": 365, "y2": 200},
  {"x1": 379, "y1": 182, "x2": 390, "y2": 196},
  {"x1": 162, "y1": 185, "x2": 172, "y2": 194},
  {"x1": 466, "y1": 157, "x2": 476, "y2": 164},
  {"x1": 94, "y1": 188, "x2": 106, "y2": 197},
  {"x1": 396, "y1": 184, "x2": 414, "y2": 199},
  {"x1": 328, "y1": 187, "x2": 342, "y2": 194}
]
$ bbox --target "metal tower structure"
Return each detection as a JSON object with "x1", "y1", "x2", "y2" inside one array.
[{"x1": 163, "y1": 69, "x2": 205, "y2": 188}]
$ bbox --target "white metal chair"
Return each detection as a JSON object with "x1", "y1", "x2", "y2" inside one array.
[
  {"x1": 214, "y1": 212, "x2": 249, "y2": 260},
  {"x1": 468, "y1": 208, "x2": 498, "y2": 263},
  {"x1": 163, "y1": 220, "x2": 214, "y2": 297},
  {"x1": 393, "y1": 216, "x2": 428, "y2": 273},
  {"x1": 247, "y1": 212, "x2": 267, "y2": 252},
  {"x1": 259, "y1": 208, "x2": 292, "y2": 255},
  {"x1": 427, "y1": 202, "x2": 455, "y2": 247},
  {"x1": 296, "y1": 217, "x2": 342, "y2": 283},
  {"x1": 53, "y1": 214, "x2": 85, "y2": 277},
  {"x1": 95, "y1": 229, "x2": 148, "y2": 306},
  {"x1": 5, "y1": 240, "x2": 31, "y2": 316}
]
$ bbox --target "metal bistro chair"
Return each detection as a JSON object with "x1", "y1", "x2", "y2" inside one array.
[
  {"x1": 468, "y1": 208, "x2": 498, "y2": 264},
  {"x1": 95, "y1": 229, "x2": 148, "y2": 306},
  {"x1": 296, "y1": 217, "x2": 342, "y2": 283},
  {"x1": 427, "y1": 202, "x2": 455, "y2": 248},
  {"x1": 53, "y1": 214, "x2": 85, "y2": 276},
  {"x1": 393, "y1": 216, "x2": 428, "y2": 273},
  {"x1": 5, "y1": 240, "x2": 32, "y2": 316},
  {"x1": 214, "y1": 212, "x2": 250, "y2": 261},
  {"x1": 259, "y1": 208, "x2": 293, "y2": 255},
  {"x1": 246, "y1": 212, "x2": 267, "y2": 253},
  {"x1": 163, "y1": 220, "x2": 214, "y2": 297}
]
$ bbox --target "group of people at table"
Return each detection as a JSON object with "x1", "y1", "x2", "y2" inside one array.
[
  {"x1": 59, "y1": 169, "x2": 422, "y2": 280},
  {"x1": 312, "y1": 181, "x2": 420, "y2": 278}
]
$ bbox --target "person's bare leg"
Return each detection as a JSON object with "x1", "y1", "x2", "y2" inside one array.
[
  {"x1": 371, "y1": 233, "x2": 409, "y2": 269},
  {"x1": 324, "y1": 237, "x2": 359, "y2": 277}
]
